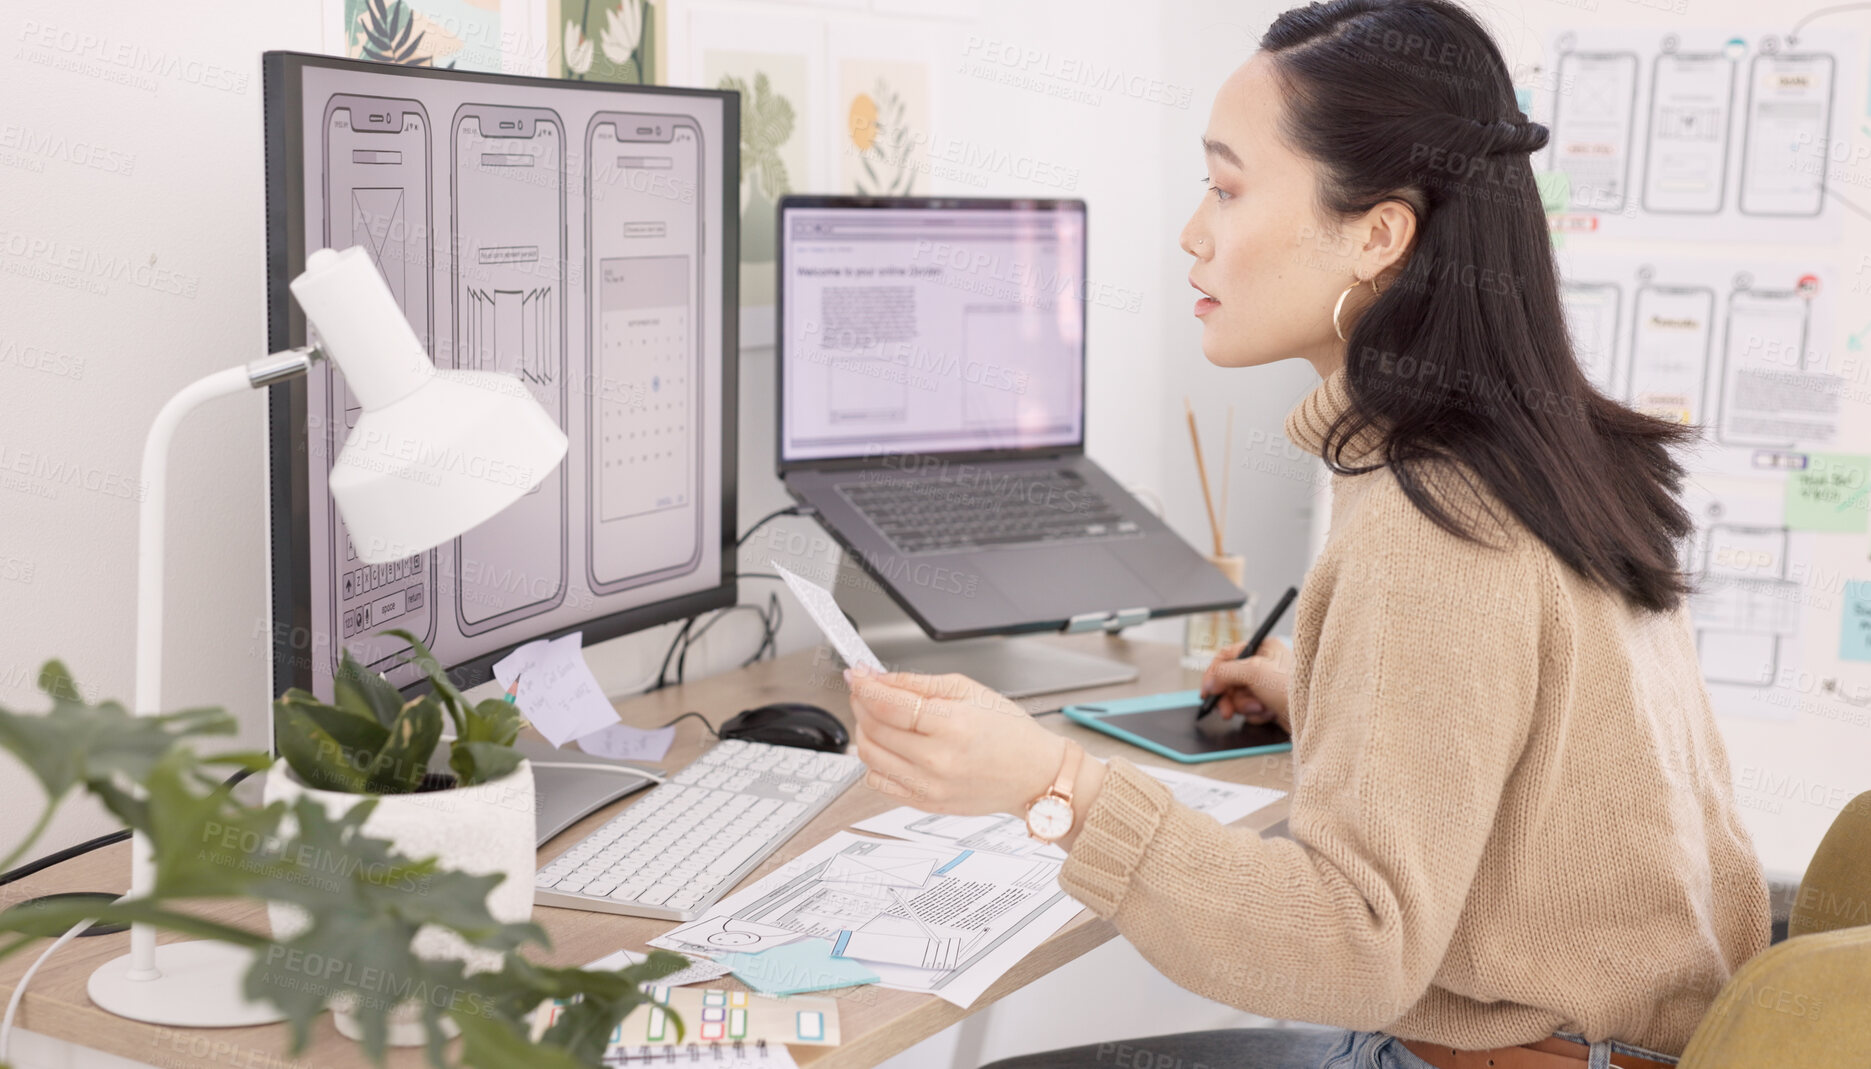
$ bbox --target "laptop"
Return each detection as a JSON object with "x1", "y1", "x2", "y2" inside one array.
[{"x1": 776, "y1": 194, "x2": 1245, "y2": 641}]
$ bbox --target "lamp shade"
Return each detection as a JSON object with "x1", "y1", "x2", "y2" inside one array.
[{"x1": 290, "y1": 246, "x2": 569, "y2": 565}]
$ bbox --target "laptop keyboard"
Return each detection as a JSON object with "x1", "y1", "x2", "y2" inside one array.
[{"x1": 837, "y1": 468, "x2": 1138, "y2": 554}]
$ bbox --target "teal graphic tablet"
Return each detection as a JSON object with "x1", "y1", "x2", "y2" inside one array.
[{"x1": 1061, "y1": 689, "x2": 1292, "y2": 763}]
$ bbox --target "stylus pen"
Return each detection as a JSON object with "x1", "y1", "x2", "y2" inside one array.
[{"x1": 1196, "y1": 585, "x2": 1299, "y2": 721}]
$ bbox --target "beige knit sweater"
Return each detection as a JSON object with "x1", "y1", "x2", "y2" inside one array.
[{"x1": 1059, "y1": 368, "x2": 1769, "y2": 1054}]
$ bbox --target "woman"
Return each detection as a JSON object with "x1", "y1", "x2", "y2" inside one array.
[{"x1": 843, "y1": 1, "x2": 1770, "y2": 1067}]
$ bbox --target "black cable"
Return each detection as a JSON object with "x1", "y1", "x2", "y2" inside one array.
[
  {"x1": 640, "y1": 515, "x2": 809, "y2": 696},
  {"x1": 646, "y1": 593, "x2": 784, "y2": 694},
  {"x1": 656, "y1": 710, "x2": 719, "y2": 739},
  {"x1": 730, "y1": 576, "x2": 786, "y2": 664},
  {"x1": 735, "y1": 505, "x2": 801, "y2": 550},
  {"x1": 645, "y1": 617, "x2": 697, "y2": 695},
  {"x1": 0, "y1": 765, "x2": 258, "y2": 887},
  {"x1": 0, "y1": 831, "x2": 129, "y2": 888},
  {"x1": 642, "y1": 499, "x2": 821, "y2": 692},
  {"x1": 755, "y1": 591, "x2": 783, "y2": 664},
  {"x1": 674, "y1": 613, "x2": 708, "y2": 684},
  {"x1": 743, "y1": 592, "x2": 782, "y2": 666},
  {"x1": 677, "y1": 604, "x2": 772, "y2": 684},
  {"x1": 730, "y1": 594, "x2": 778, "y2": 669},
  {"x1": 647, "y1": 605, "x2": 754, "y2": 693},
  {"x1": 0, "y1": 766, "x2": 260, "y2": 938},
  {"x1": 674, "y1": 617, "x2": 703, "y2": 684},
  {"x1": 683, "y1": 604, "x2": 752, "y2": 649},
  {"x1": 734, "y1": 573, "x2": 786, "y2": 665}
]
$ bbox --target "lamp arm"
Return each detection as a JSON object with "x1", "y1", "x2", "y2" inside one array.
[{"x1": 127, "y1": 346, "x2": 317, "y2": 977}]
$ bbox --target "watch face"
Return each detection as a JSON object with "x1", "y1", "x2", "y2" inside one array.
[{"x1": 1026, "y1": 796, "x2": 1073, "y2": 840}]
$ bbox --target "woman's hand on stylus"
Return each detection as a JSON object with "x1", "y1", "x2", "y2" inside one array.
[
  {"x1": 1200, "y1": 635, "x2": 1294, "y2": 733},
  {"x1": 843, "y1": 666, "x2": 1063, "y2": 816}
]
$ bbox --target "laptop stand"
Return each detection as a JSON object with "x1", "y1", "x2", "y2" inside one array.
[{"x1": 829, "y1": 554, "x2": 1140, "y2": 699}]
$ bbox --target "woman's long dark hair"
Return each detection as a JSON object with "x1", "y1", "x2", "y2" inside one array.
[{"x1": 1262, "y1": 0, "x2": 1696, "y2": 613}]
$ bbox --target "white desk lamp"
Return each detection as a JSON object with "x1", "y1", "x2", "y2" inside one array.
[{"x1": 86, "y1": 245, "x2": 569, "y2": 1027}]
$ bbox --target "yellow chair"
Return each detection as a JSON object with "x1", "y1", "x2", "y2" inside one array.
[
  {"x1": 1787, "y1": 790, "x2": 1871, "y2": 938},
  {"x1": 1677, "y1": 791, "x2": 1871, "y2": 1068}
]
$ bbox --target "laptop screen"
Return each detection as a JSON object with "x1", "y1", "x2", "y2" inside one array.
[{"x1": 778, "y1": 199, "x2": 1087, "y2": 465}]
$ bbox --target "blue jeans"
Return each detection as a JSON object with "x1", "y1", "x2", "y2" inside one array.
[
  {"x1": 1551, "y1": 1032, "x2": 1681, "y2": 1069},
  {"x1": 978, "y1": 1028, "x2": 1680, "y2": 1069}
]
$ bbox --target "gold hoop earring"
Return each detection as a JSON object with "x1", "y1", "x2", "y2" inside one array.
[{"x1": 1332, "y1": 275, "x2": 1381, "y2": 342}]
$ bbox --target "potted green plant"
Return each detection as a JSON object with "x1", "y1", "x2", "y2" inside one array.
[
  {"x1": 266, "y1": 630, "x2": 535, "y2": 1046},
  {"x1": 0, "y1": 660, "x2": 685, "y2": 1068}
]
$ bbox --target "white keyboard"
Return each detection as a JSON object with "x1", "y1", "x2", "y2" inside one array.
[{"x1": 533, "y1": 739, "x2": 865, "y2": 920}]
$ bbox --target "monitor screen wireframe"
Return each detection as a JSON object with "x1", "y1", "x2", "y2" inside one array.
[{"x1": 263, "y1": 52, "x2": 738, "y2": 700}]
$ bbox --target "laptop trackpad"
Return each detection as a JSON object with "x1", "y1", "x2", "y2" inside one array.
[{"x1": 973, "y1": 544, "x2": 1158, "y2": 617}]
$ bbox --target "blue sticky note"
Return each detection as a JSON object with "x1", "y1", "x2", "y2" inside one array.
[
  {"x1": 717, "y1": 938, "x2": 878, "y2": 997},
  {"x1": 1841, "y1": 581, "x2": 1871, "y2": 662}
]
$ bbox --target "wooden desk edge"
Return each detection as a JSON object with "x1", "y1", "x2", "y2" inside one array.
[{"x1": 0, "y1": 634, "x2": 1292, "y2": 1069}]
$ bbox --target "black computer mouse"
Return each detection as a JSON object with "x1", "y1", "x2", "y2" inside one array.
[{"x1": 718, "y1": 702, "x2": 850, "y2": 752}]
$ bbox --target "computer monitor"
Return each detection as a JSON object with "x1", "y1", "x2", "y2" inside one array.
[{"x1": 262, "y1": 52, "x2": 738, "y2": 700}]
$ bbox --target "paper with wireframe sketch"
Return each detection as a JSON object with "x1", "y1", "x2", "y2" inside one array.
[
  {"x1": 649, "y1": 914, "x2": 805, "y2": 956},
  {"x1": 819, "y1": 845, "x2": 937, "y2": 887}
]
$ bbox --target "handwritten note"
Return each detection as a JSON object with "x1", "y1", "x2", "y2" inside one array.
[
  {"x1": 1842, "y1": 581, "x2": 1871, "y2": 662},
  {"x1": 491, "y1": 632, "x2": 621, "y2": 748},
  {"x1": 577, "y1": 721, "x2": 676, "y2": 762},
  {"x1": 772, "y1": 561, "x2": 885, "y2": 672},
  {"x1": 1786, "y1": 453, "x2": 1871, "y2": 533}
]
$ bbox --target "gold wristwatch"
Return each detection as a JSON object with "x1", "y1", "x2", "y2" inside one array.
[{"x1": 1024, "y1": 740, "x2": 1083, "y2": 842}]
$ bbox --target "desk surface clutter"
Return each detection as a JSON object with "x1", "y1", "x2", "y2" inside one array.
[{"x1": 0, "y1": 635, "x2": 1293, "y2": 1069}]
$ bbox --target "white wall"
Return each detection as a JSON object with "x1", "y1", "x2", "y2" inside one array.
[
  {"x1": 1, "y1": 0, "x2": 326, "y2": 866},
  {"x1": 1152, "y1": 2, "x2": 1335, "y2": 629},
  {"x1": 0, "y1": 0, "x2": 1308, "y2": 863}
]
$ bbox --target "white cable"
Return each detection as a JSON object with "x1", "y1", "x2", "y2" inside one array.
[
  {"x1": 527, "y1": 761, "x2": 666, "y2": 783},
  {"x1": 1, "y1": 915, "x2": 96, "y2": 1060},
  {"x1": 0, "y1": 759, "x2": 661, "y2": 1059}
]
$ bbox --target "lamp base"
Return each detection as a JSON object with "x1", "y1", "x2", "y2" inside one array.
[{"x1": 87, "y1": 940, "x2": 288, "y2": 1027}]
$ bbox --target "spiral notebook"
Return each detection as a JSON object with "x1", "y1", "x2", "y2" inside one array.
[
  {"x1": 532, "y1": 985, "x2": 841, "y2": 1053},
  {"x1": 595, "y1": 1039, "x2": 799, "y2": 1068}
]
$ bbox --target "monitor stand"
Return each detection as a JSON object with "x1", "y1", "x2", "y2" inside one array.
[{"x1": 831, "y1": 555, "x2": 1139, "y2": 699}]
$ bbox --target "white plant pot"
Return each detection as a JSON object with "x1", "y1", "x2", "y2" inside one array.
[{"x1": 259, "y1": 757, "x2": 535, "y2": 1047}]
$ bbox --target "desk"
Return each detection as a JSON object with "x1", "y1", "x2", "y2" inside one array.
[{"x1": 0, "y1": 634, "x2": 1294, "y2": 1069}]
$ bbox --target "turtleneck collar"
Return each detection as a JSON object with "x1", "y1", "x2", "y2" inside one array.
[{"x1": 1282, "y1": 365, "x2": 1386, "y2": 466}]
